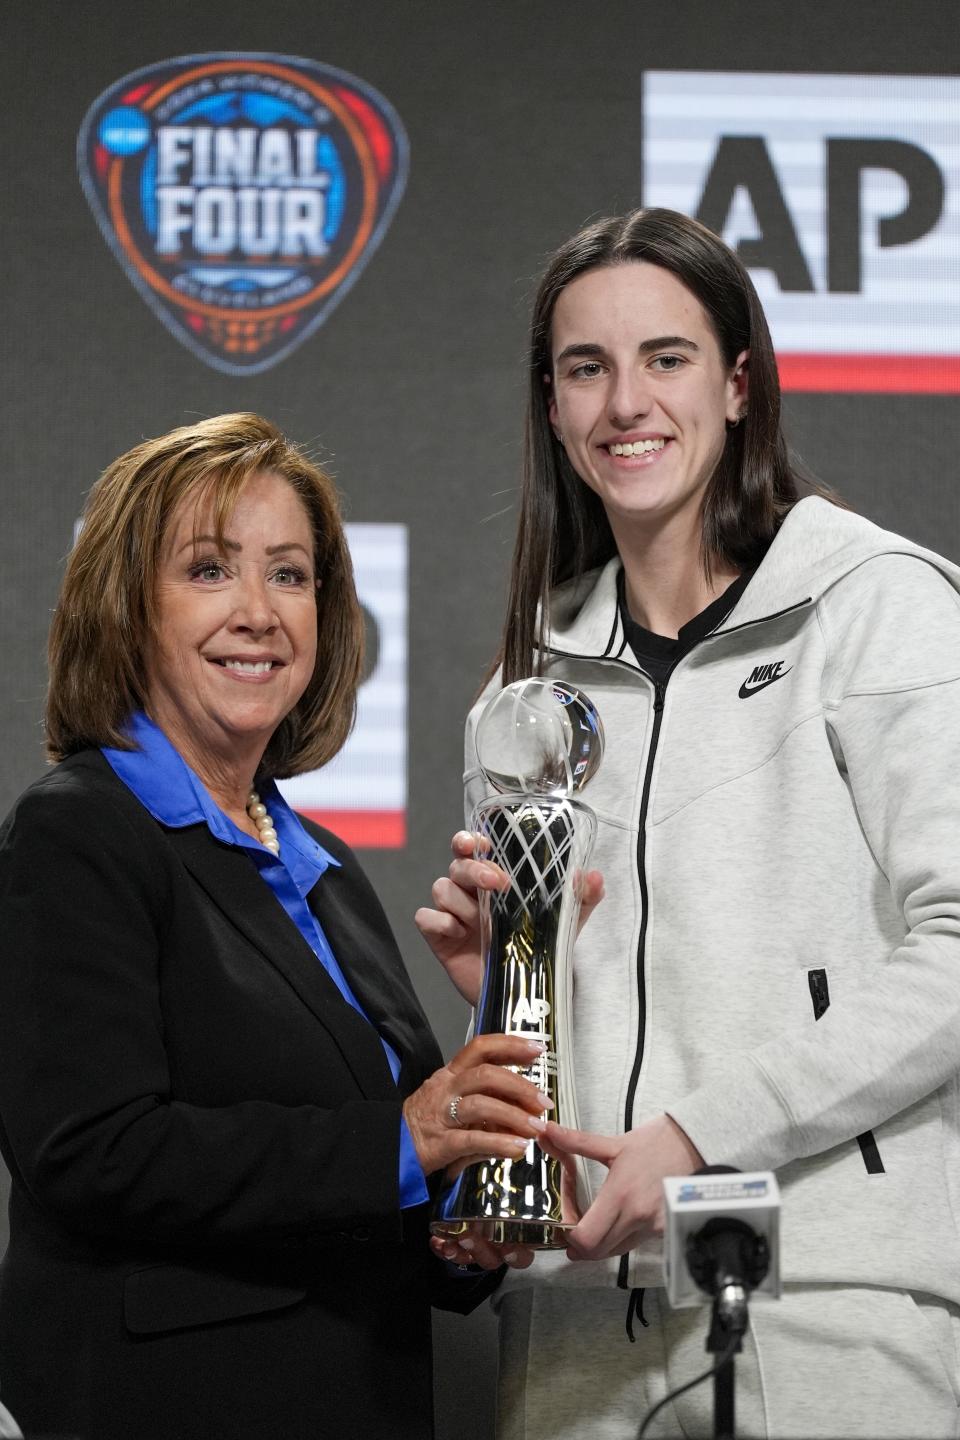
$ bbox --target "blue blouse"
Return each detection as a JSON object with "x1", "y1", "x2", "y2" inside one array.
[{"x1": 102, "y1": 712, "x2": 428, "y2": 1209}]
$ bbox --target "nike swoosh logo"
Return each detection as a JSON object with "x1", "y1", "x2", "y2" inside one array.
[{"x1": 738, "y1": 667, "x2": 793, "y2": 698}]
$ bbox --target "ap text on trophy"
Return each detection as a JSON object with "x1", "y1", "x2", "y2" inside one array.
[{"x1": 431, "y1": 678, "x2": 604, "y2": 1248}]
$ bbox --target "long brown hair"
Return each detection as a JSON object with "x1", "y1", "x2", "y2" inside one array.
[
  {"x1": 47, "y1": 412, "x2": 363, "y2": 779},
  {"x1": 500, "y1": 207, "x2": 818, "y2": 683}
]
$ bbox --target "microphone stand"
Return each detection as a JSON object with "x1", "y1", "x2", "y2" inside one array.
[
  {"x1": 706, "y1": 1280, "x2": 748, "y2": 1440},
  {"x1": 662, "y1": 1170, "x2": 777, "y2": 1440},
  {"x1": 687, "y1": 1218, "x2": 761, "y2": 1440}
]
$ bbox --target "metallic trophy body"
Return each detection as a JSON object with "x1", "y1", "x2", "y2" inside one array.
[{"x1": 432, "y1": 679, "x2": 603, "y2": 1248}]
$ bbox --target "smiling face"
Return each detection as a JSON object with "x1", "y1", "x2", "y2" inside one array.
[
  {"x1": 548, "y1": 261, "x2": 748, "y2": 545},
  {"x1": 144, "y1": 469, "x2": 318, "y2": 789}
]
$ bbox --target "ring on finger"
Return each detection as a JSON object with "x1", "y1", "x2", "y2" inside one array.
[{"x1": 449, "y1": 1094, "x2": 463, "y2": 1127}]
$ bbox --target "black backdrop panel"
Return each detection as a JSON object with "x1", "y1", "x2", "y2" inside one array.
[{"x1": 1, "y1": 5, "x2": 957, "y2": 1436}]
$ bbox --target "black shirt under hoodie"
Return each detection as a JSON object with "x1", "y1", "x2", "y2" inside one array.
[{"x1": 618, "y1": 568, "x2": 754, "y2": 683}]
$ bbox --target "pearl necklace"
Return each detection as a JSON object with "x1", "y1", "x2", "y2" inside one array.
[{"x1": 246, "y1": 789, "x2": 280, "y2": 855}]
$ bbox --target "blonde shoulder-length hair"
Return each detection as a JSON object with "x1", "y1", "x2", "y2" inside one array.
[{"x1": 46, "y1": 412, "x2": 363, "y2": 780}]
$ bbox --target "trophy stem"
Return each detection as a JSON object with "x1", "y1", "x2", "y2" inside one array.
[{"x1": 431, "y1": 794, "x2": 596, "y2": 1248}]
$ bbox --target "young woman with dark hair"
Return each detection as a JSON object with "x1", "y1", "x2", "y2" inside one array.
[
  {"x1": 499, "y1": 206, "x2": 816, "y2": 685},
  {"x1": 420, "y1": 210, "x2": 960, "y2": 1439}
]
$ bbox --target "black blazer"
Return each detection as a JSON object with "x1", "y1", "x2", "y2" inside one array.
[{"x1": 0, "y1": 751, "x2": 491, "y2": 1440}]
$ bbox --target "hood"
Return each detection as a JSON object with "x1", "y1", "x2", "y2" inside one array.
[{"x1": 546, "y1": 496, "x2": 960, "y2": 659}]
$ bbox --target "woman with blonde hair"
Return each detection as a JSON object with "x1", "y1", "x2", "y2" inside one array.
[{"x1": 0, "y1": 412, "x2": 538, "y2": 1440}]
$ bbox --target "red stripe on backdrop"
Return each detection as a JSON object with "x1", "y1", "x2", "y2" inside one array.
[
  {"x1": 777, "y1": 354, "x2": 960, "y2": 394},
  {"x1": 300, "y1": 809, "x2": 407, "y2": 849}
]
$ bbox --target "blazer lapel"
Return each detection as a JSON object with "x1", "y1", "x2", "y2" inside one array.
[
  {"x1": 308, "y1": 861, "x2": 441, "y2": 1094},
  {"x1": 168, "y1": 825, "x2": 396, "y2": 1100}
]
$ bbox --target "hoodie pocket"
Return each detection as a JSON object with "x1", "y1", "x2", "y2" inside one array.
[{"x1": 807, "y1": 968, "x2": 885, "y2": 1176}]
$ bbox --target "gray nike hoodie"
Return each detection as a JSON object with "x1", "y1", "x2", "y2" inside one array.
[{"x1": 464, "y1": 496, "x2": 960, "y2": 1302}]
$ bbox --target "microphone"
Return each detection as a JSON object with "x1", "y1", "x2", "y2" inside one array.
[{"x1": 662, "y1": 1166, "x2": 781, "y2": 1313}]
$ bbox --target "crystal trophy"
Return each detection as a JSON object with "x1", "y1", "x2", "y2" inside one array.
[{"x1": 431, "y1": 678, "x2": 603, "y2": 1248}]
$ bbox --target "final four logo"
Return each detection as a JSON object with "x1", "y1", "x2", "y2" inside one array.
[{"x1": 78, "y1": 54, "x2": 408, "y2": 374}]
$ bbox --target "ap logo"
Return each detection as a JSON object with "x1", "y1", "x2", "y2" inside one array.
[
  {"x1": 642, "y1": 72, "x2": 959, "y2": 393},
  {"x1": 78, "y1": 53, "x2": 408, "y2": 374}
]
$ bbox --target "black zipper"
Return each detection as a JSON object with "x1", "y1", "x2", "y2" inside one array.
[
  {"x1": 616, "y1": 664, "x2": 673, "y2": 1290},
  {"x1": 547, "y1": 591, "x2": 815, "y2": 1291},
  {"x1": 807, "y1": 967, "x2": 885, "y2": 1176}
]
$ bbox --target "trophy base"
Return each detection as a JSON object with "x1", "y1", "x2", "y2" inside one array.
[{"x1": 430, "y1": 1217, "x2": 573, "y2": 1250}]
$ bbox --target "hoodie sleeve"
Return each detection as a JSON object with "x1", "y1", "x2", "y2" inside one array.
[{"x1": 668, "y1": 553, "x2": 960, "y2": 1170}]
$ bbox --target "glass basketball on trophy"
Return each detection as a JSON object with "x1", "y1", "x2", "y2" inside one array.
[{"x1": 431, "y1": 679, "x2": 604, "y2": 1248}]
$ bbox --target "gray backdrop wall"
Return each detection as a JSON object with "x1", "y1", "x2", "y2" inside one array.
[{"x1": 2, "y1": 4, "x2": 958, "y2": 1436}]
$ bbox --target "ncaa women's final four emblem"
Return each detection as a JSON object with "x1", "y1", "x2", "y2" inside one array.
[{"x1": 78, "y1": 54, "x2": 408, "y2": 375}]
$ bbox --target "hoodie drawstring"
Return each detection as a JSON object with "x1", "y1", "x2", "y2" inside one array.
[{"x1": 625, "y1": 1287, "x2": 648, "y2": 1341}]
